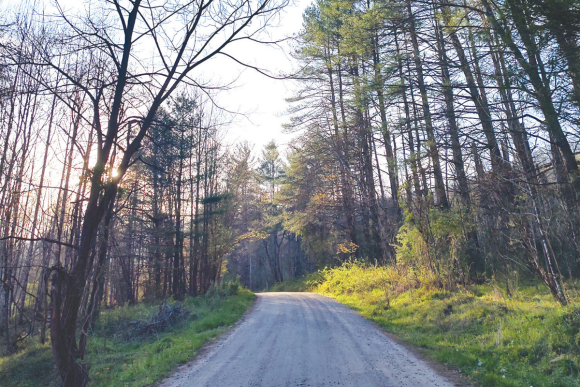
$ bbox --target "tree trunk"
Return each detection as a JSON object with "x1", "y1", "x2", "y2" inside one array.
[
  {"x1": 482, "y1": 0, "x2": 580, "y2": 200},
  {"x1": 407, "y1": 0, "x2": 448, "y2": 208}
]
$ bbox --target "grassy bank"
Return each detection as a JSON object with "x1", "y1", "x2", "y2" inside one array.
[
  {"x1": 276, "y1": 264, "x2": 580, "y2": 387},
  {"x1": 0, "y1": 286, "x2": 255, "y2": 387}
]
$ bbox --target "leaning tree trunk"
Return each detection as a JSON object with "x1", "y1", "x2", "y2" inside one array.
[
  {"x1": 406, "y1": 0, "x2": 448, "y2": 208},
  {"x1": 482, "y1": 0, "x2": 580, "y2": 201}
]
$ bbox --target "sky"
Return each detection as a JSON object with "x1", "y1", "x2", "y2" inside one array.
[
  {"x1": 201, "y1": 0, "x2": 311, "y2": 153},
  {"x1": 6, "y1": 0, "x2": 311, "y2": 153}
]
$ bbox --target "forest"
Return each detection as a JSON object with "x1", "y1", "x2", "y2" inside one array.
[{"x1": 1, "y1": 0, "x2": 580, "y2": 385}]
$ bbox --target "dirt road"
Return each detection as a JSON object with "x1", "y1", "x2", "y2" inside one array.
[{"x1": 160, "y1": 292, "x2": 459, "y2": 387}]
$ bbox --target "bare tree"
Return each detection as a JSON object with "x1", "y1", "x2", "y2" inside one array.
[{"x1": 3, "y1": 0, "x2": 288, "y2": 384}]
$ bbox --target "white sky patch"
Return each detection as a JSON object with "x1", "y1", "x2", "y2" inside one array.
[
  {"x1": 6, "y1": 0, "x2": 310, "y2": 156},
  {"x1": 202, "y1": 0, "x2": 311, "y2": 153}
]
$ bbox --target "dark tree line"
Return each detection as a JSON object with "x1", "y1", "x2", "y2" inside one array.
[{"x1": 276, "y1": 0, "x2": 580, "y2": 305}]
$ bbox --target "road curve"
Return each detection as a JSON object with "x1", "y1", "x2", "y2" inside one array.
[{"x1": 160, "y1": 292, "x2": 457, "y2": 387}]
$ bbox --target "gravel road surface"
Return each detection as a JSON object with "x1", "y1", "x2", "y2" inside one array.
[{"x1": 160, "y1": 292, "x2": 458, "y2": 387}]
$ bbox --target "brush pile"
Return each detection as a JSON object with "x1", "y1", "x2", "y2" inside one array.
[{"x1": 125, "y1": 302, "x2": 190, "y2": 340}]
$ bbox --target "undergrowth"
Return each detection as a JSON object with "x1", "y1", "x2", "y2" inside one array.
[
  {"x1": 266, "y1": 272, "x2": 322, "y2": 292},
  {"x1": 0, "y1": 283, "x2": 254, "y2": 387},
  {"x1": 276, "y1": 263, "x2": 580, "y2": 387}
]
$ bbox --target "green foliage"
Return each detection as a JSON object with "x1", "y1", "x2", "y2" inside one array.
[
  {"x1": 312, "y1": 263, "x2": 580, "y2": 387},
  {"x1": 396, "y1": 205, "x2": 478, "y2": 286},
  {"x1": 395, "y1": 221, "x2": 429, "y2": 267},
  {"x1": 0, "y1": 290, "x2": 255, "y2": 387},
  {"x1": 279, "y1": 145, "x2": 355, "y2": 267},
  {"x1": 266, "y1": 272, "x2": 323, "y2": 292},
  {"x1": 257, "y1": 140, "x2": 286, "y2": 203},
  {"x1": 204, "y1": 276, "x2": 243, "y2": 304}
]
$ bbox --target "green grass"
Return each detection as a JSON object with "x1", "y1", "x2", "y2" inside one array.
[
  {"x1": 275, "y1": 264, "x2": 580, "y2": 387},
  {"x1": 266, "y1": 272, "x2": 322, "y2": 292},
  {"x1": 0, "y1": 288, "x2": 255, "y2": 387}
]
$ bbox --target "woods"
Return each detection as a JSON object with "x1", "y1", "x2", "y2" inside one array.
[
  {"x1": 0, "y1": 0, "x2": 580, "y2": 385},
  {"x1": 278, "y1": 0, "x2": 580, "y2": 304},
  {"x1": 0, "y1": 0, "x2": 287, "y2": 385}
]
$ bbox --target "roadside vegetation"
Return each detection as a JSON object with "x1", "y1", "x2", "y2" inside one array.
[
  {"x1": 273, "y1": 264, "x2": 580, "y2": 387},
  {"x1": 2, "y1": 0, "x2": 580, "y2": 384},
  {"x1": 0, "y1": 285, "x2": 254, "y2": 387}
]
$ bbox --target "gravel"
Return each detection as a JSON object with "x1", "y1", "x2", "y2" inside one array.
[{"x1": 160, "y1": 292, "x2": 458, "y2": 387}]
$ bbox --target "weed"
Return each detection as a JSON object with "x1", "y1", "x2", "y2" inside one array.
[
  {"x1": 0, "y1": 289, "x2": 255, "y2": 387},
  {"x1": 309, "y1": 263, "x2": 580, "y2": 387},
  {"x1": 266, "y1": 272, "x2": 323, "y2": 292}
]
